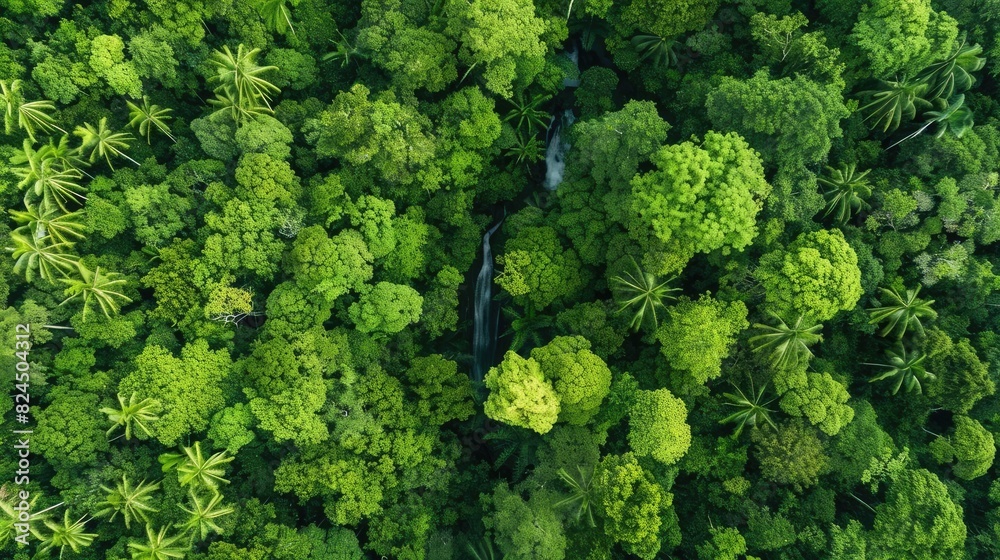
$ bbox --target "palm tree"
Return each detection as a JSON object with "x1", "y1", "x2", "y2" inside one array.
[
  {"x1": 1, "y1": 80, "x2": 67, "y2": 141},
  {"x1": 858, "y1": 77, "x2": 932, "y2": 133},
  {"x1": 817, "y1": 163, "x2": 872, "y2": 224},
  {"x1": 866, "y1": 345, "x2": 935, "y2": 395},
  {"x1": 500, "y1": 305, "x2": 553, "y2": 353},
  {"x1": 466, "y1": 536, "x2": 503, "y2": 560},
  {"x1": 207, "y1": 86, "x2": 272, "y2": 124},
  {"x1": 720, "y1": 380, "x2": 778, "y2": 437},
  {"x1": 32, "y1": 510, "x2": 97, "y2": 559},
  {"x1": 0, "y1": 490, "x2": 53, "y2": 548},
  {"x1": 101, "y1": 392, "x2": 160, "y2": 440},
  {"x1": 254, "y1": 0, "x2": 295, "y2": 35},
  {"x1": 632, "y1": 33, "x2": 679, "y2": 69},
  {"x1": 58, "y1": 262, "x2": 133, "y2": 320},
  {"x1": 9, "y1": 201, "x2": 86, "y2": 244},
  {"x1": 554, "y1": 465, "x2": 596, "y2": 527},
  {"x1": 127, "y1": 97, "x2": 176, "y2": 143},
  {"x1": 503, "y1": 93, "x2": 551, "y2": 135},
  {"x1": 7, "y1": 229, "x2": 78, "y2": 283},
  {"x1": 749, "y1": 313, "x2": 824, "y2": 371},
  {"x1": 924, "y1": 94, "x2": 975, "y2": 139},
  {"x1": 74, "y1": 117, "x2": 140, "y2": 169},
  {"x1": 95, "y1": 476, "x2": 160, "y2": 529},
  {"x1": 43, "y1": 134, "x2": 91, "y2": 174},
  {"x1": 208, "y1": 44, "x2": 280, "y2": 122},
  {"x1": 321, "y1": 30, "x2": 366, "y2": 68},
  {"x1": 887, "y1": 94, "x2": 975, "y2": 149},
  {"x1": 610, "y1": 256, "x2": 680, "y2": 332},
  {"x1": 176, "y1": 490, "x2": 234, "y2": 541},
  {"x1": 504, "y1": 131, "x2": 545, "y2": 167},
  {"x1": 128, "y1": 525, "x2": 189, "y2": 560},
  {"x1": 916, "y1": 41, "x2": 986, "y2": 101},
  {"x1": 867, "y1": 285, "x2": 937, "y2": 339},
  {"x1": 11, "y1": 139, "x2": 87, "y2": 212},
  {"x1": 160, "y1": 441, "x2": 233, "y2": 493}
]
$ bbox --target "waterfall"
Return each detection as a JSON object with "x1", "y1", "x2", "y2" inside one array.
[
  {"x1": 543, "y1": 109, "x2": 576, "y2": 191},
  {"x1": 472, "y1": 220, "x2": 504, "y2": 382}
]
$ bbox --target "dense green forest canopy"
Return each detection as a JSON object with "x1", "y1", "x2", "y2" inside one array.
[{"x1": 2, "y1": 0, "x2": 1000, "y2": 558}]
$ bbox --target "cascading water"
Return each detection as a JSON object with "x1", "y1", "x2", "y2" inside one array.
[
  {"x1": 472, "y1": 220, "x2": 504, "y2": 382},
  {"x1": 543, "y1": 109, "x2": 576, "y2": 191}
]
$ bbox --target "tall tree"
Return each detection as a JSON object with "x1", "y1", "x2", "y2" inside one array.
[
  {"x1": 207, "y1": 44, "x2": 280, "y2": 122},
  {"x1": 176, "y1": 490, "x2": 234, "y2": 541},
  {"x1": 33, "y1": 510, "x2": 97, "y2": 558},
  {"x1": 100, "y1": 392, "x2": 160, "y2": 441},
  {"x1": 59, "y1": 263, "x2": 132, "y2": 320},
  {"x1": 74, "y1": 117, "x2": 140, "y2": 170},
  {"x1": 867, "y1": 285, "x2": 937, "y2": 338},
  {"x1": 126, "y1": 96, "x2": 175, "y2": 143},
  {"x1": 95, "y1": 477, "x2": 161, "y2": 529},
  {"x1": 128, "y1": 525, "x2": 189, "y2": 560}
]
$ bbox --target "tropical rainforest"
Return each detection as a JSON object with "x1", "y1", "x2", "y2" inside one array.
[{"x1": 2, "y1": 0, "x2": 1000, "y2": 558}]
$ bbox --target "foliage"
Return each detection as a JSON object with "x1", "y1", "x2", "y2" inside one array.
[
  {"x1": 628, "y1": 131, "x2": 771, "y2": 274},
  {"x1": 817, "y1": 163, "x2": 873, "y2": 224},
  {"x1": 609, "y1": 256, "x2": 679, "y2": 332},
  {"x1": 657, "y1": 294, "x2": 748, "y2": 387},
  {"x1": 752, "y1": 420, "x2": 829, "y2": 492},
  {"x1": 0, "y1": 3, "x2": 997, "y2": 559},
  {"x1": 870, "y1": 469, "x2": 966, "y2": 559},
  {"x1": 778, "y1": 372, "x2": 855, "y2": 436},
  {"x1": 867, "y1": 345, "x2": 935, "y2": 395},
  {"x1": 484, "y1": 351, "x2": 561, "y2": 434},
  {"x1": 749, "y1": 313, "x2": 824, "y2": 372},
  {"x1": 627, "y1": 388, "x2": 691, "y2": 464},
  {"x1": 756, "y1": 228, "x2": 863, "y2": 322},
  {"x1": 720, "y1": 381, "x2": 778, "y2": 437},
  {"x1": 867, "y1": 285, "x2": 937, "y2": 338}
]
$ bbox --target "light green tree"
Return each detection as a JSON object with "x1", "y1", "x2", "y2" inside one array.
[
  {"x1": 657, "y1": 294, "x2": 749, "y2": 387},
  {"x1": 593, "y1": 452, "x2": 670, "y2": 559},
  {"x1": 531, "y1": 336, "x2": 612, "y2": 425},
  {"x1": 755, "y1": 228, "x2": 863, "y2": 322},
  {"x1": 348, "y1": 282, "x2": 423, "y2": 334},
  {"x1": 779, "y1": 372, "x2": 854, "y2": 436},
  {"x1": 484, "y1": 351, "x2": 561, "y2": 434},
  {"x1": 869, "y1": 469, "x2": 966, "y2": 560},
  {"x1": 628, "y1": 388, "x2": 692, "y2": 465},
  {"x1": 851, "y1": 0, "x2": 958, "y2": 78},
  {"x1": 443, "y1": 0, "x2": 548, "y2": 98},
  {"x1": 628, "y1": 131, "x2": 771, "y2": 274}
]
